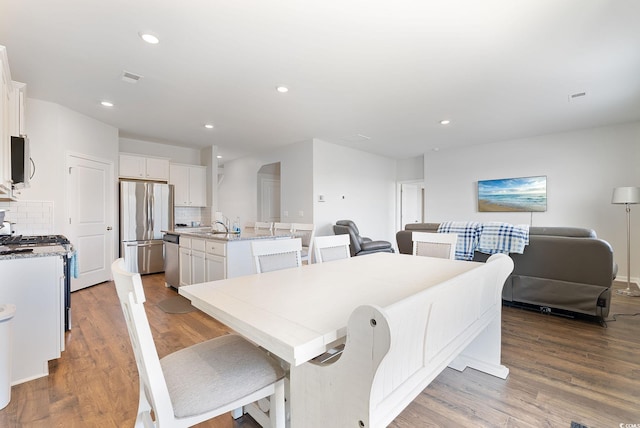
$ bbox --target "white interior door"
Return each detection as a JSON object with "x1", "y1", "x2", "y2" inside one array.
[
  {"x1": 260, "y1": 178, "x2": 281, "y2": 222},
  {"x1": 400, "y1": 182, "x2": 424, "y2": 227},
  {"x1": 66, "y1": 154, "x2": 114, "y2": 291}
]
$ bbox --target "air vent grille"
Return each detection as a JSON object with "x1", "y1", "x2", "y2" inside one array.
[{"x1": 122, "y1": 71, "x2": 142, "y2": 83}]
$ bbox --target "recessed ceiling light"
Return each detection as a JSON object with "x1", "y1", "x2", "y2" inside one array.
[
  {"x1": 439, "y1": 119, "x2": 451, "y2": 125},
  {"x1": 139, "y1": 32, "x2": 159, "y2": 44},
  {"x1": 101, "y1": 101, "x2": 114, "y2": 107},
  {"x1": 204, "y1": 124, "x2": 214, "y2": 129},
  {"x1": 216, "y1": 155, "x2": 222, "y2": 159},
  {"x1": 276, "y1": 86, "x2": 289, "y2": 93}
]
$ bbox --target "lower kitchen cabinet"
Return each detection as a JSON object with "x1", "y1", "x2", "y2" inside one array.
[
  {"x1": 205, "y1": 253, "x2": 226, "y2": 281},
  {"x1": 175, "y1": 234, "x2": 290, "y2": 285},
  {"x1": 0, "y1": 255, "x2": 65, "y2": 384},
  {"x1": 191, "y1": 253, "x2": 206, "y2": 285},
  {"x1": 179, "y1": 239, "x2": 191, "y2": 286}
]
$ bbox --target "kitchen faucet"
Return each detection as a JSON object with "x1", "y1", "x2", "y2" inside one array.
[{"x1": 213, "y1": 220, "x2": 229, "y2": 233}]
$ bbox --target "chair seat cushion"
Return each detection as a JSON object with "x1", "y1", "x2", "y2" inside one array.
[
  {"x1": 161, "y1": 333, "x2": 285, "y2": 418},
  {"x1": 360, "y1": 240, "x2": 392, "y2": 251}
]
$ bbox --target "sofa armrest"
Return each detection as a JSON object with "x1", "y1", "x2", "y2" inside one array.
[
  {"x1": 396, "y1": 231, "x2": 413, "y2": 254},
  {"x1": 511, "y1": 235, "x2": 614, "y2": 287}
]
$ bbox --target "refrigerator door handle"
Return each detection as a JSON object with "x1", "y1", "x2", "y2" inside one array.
[
  {"x1": 129, "y1": 243, "x2": 158, "y2": 248},
  {"x1": 142, "y1": 183, "x2": 149, "y2": 239},
  {"x1": 149, "y1": 185, "x2": 155, "y2": 234}
]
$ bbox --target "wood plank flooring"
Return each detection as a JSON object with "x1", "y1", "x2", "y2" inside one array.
[{"x1": 1, "y1": 275, "x2": 639, "y2": 427}]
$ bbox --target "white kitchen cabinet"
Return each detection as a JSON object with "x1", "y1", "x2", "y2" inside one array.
[
  {"x1": 205, "y1": 253, "x2": 226, "y2": 281},
  {"x1": 119, "y1": 153, "x2": 170, "y2": 181},
  {"x1": 205, "y1": 240, "x2": 227, "y2": 281},
  {"x1": 179, "y1": 237, "x2": 192, "y2": 286},
  {"x1": 0, "y1": 52, "x2": 10, "y2": 196},
  {"x1": 179, "y1": 247, "x2": 191, "y2": 286},
  {"x1": 170, "y1": 163, "x2": 207, "y2": 207},
  {"x1": 190, "y1": 238, "x2": 206, "y2": 284},
  {"x1": 0, "y1": 255, "x2": 64, "y2": 384},
  {"x1": 9, "y1": 81, "x2": 26, "y2": 137},
  {"x1": 0, "y1": 46, "x2": 25, "y2": 200}
]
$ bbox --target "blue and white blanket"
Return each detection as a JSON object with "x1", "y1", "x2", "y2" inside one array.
[
  {"x1": 437, "y1": 221, "x2": 530, "y2": 260},
  {"x1": 477, "y1": 222, "x2": 529, "y2": 255},
  {"x1": 437, "y1": 221, "x2": 481, "y2": 261}
]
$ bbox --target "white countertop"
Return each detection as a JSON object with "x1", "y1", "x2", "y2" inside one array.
[{"x1": 0, "y1": 244, "x2": 73, "y2": 260}]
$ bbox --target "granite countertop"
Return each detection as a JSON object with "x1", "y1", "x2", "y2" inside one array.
[
  {"x1": 0, "y1": 244, "x2": 74, "y2": 261},
  {"x1": 169, "y1": 229, "x2": 294, "y2": 242}
]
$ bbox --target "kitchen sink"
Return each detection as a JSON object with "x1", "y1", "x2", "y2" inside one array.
[{"x1": 192, "y1": 230, "x2": 239, "y2": 236}]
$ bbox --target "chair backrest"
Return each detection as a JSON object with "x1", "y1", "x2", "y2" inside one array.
[
  {"x1": 251, "y1": 238, "x2": 302, "y2": 273},
  {"x1": 412, "y1": 232, "x2": 458, "y2": 259},
  {"x1": 333, "y1": 222, "x2": 360, "y2": 256},
  {"x1": 291, "y1": 223, "x2": 315, "y2": 262},
  {"x1": 336, "y1": 219, "x2": 361, "y2": 236},
  {"x1": 255, "y1": 221, "x2": 273, "y2": 231},
  {"x1": 314, "y1": 234, "x2": 351, "y2": 263},
  {"x1": 273, "y1": 222, "x2": 292, "y2": 233},
  {"x1": 110, "y1": 258, "x2": 174, "y2": 422}
]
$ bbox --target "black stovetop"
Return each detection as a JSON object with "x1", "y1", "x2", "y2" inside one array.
[{"x1": 0, "y1": 234, "x2": 70, "y2": 246}]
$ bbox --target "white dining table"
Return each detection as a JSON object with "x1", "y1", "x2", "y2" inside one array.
[
  {"x1": 179, "y1": 252, "x2": 512, "y2": 427},
  {"x1": 180, "y1": 252, "x2": 477, "y2": 365}
]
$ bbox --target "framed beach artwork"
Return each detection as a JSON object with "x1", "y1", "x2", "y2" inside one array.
[{"x1": 477, "y1": 176, "x2": 547, "y2": 212}]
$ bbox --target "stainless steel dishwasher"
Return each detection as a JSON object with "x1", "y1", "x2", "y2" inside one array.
[{"x1": 163, "y1": 233, "x2": 180, "y2": 288}]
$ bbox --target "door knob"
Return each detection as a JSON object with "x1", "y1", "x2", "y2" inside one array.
[{"x1": 107, "y1": 226, "x2": 113, "y2": 231}]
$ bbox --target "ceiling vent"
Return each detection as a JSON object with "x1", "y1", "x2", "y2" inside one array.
[
  {"x1": 338, "y1": 134, "x2": 372, "y2": 143},
  {"x1": 568, "y1": 91, "x2": 587, "y2": 102},
  {"x1": 122, "y1": 71, "x2": 143, "y2": 83}
]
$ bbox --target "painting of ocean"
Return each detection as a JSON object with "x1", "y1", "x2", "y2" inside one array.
[{"x1": 478, "y1": 176, "x2": 547, "y2": 212}]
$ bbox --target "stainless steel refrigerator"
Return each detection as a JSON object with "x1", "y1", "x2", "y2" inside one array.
[{"x1": 120, "y1": 180, "x2": 174, "y2": 274}]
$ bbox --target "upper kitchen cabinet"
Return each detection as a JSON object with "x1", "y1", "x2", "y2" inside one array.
[
  {"x1": 119, "y1": 153, "x2": 170, "y2": 181},
  {"x1": 1, "y1": 45, "x2": 26, "y2": 200},
  {"x1": 170, "y1": 163, "x2": 207, "y2": 207}
]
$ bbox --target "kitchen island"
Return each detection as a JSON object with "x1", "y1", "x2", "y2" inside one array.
[
  {"x1": 0, "y1": 242, "x2": 73, "y2": 385},
  {"x1": 166, "y1": 228, "x2": 293, "y2": 286}
]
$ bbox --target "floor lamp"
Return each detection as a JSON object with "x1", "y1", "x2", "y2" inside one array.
[{"x1": 612, "y1": 186, "x2": 640, "y2": 296}]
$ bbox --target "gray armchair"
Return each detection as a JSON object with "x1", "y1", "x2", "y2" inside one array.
[{"x1": 333, "y1": 220, "x2": 394, "y2": 257}]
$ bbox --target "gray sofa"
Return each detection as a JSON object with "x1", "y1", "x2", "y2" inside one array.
[{"x1": 396, "y1": 223, "x2": 617, "y2": 319}]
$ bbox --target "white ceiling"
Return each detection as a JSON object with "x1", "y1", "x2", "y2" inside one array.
[{"x1": 1, "y1": 0, "x2": 639, "y2": 163}]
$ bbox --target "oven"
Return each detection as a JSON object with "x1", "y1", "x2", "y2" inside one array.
[{"x1": 0, "y1": 234, "x2": 73, "y2": 331}]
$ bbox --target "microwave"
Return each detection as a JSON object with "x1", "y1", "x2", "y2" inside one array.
[{"x1": 11, "y1": 135, "x2": 31, "y2": 189}]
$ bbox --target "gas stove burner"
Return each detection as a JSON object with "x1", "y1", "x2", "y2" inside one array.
[{"x1": 0, "y1": 234, "x2": 71, "y2": 246}]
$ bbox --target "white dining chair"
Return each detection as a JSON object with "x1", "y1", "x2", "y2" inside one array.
[
  {"x1": 251, "y1": 238, "x2": 302, "y2": 273},
  {"x1": 273, "y1": 222, "x2": 293, "y2": 233},
  {"x1": 110, "y1": 259, "x2": 285, "y2": 428},
  {"x1": 412, "y1": 232, "x2": 458, "y2": 260},
  {"x1": 254, "y1": 221, "x2": 273, "y2": 231},
  {"x1": 291, "y1": 223, "x2": 315, "y2": 264},
  {"x1": 313, "y1": 234, "x2": 351, "y2": 263}
]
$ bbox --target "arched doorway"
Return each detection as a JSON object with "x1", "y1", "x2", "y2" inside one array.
[{"x1": 257, "y1": 162, "x2": 281, "y2": 222}]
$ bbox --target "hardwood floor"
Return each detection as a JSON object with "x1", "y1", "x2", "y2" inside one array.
[{"x1": 1, "y1": 275, "x2": 639, "y2": 427}]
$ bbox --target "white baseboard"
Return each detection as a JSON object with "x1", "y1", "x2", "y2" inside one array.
[{"x1": 614, "y1": 276, "x2": 640, "y2": 288}]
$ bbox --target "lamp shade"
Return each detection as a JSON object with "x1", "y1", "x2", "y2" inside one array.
[{"x1": 612, "y1": 186, "x2": 640, "y2": 204}]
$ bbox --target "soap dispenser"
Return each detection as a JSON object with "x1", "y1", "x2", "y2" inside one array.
[{"x1": 233, "y1": 217, "x2": 241, "y2": 234}]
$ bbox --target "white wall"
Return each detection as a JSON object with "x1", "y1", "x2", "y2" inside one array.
[
  {"x1": 424, "y1": 121, "x2": 640, "y2": 282},
  {"x1": 218, "y1": 140, "x2": 313, "y2": 227},
  {"x1": 313, "y1": 139, "x2": 396, "y2": 244},
  {"x1": 119, "y1": 137, "x2": 202, "y2": 165},
  {"x1": 19, "y1": 98, "x2": 119, "y2": 236},
  {"x1": 396, "y1": 155, "x2": 424, "y2": 181}
]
